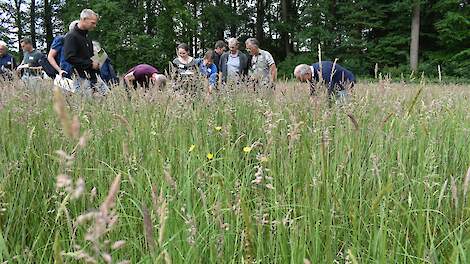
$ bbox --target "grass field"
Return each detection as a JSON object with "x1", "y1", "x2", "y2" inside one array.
[{"x1": 1, "y1": 80, "x2": 470, "y2": 263}]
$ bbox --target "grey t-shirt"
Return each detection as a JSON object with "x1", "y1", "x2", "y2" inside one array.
[
  {"x1": 249, "y1": 49, "x2": 275, "y2": 81},
  {"x1": 21, "y1": 50, "x2": 42, "y2": 76},
  {"x1": 227, "y1": 53, "x2": 241, "y2": 78}
]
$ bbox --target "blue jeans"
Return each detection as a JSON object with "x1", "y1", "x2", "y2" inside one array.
[
  {"x1": 73, "y1": 76, "x2": 109, "y2": 95},
  {"x1": 335, "y1": 90, "x2": 349, "y2": 104},
  {"x1": 21, "y1": 75, "x2": 43, "y2": 89}
]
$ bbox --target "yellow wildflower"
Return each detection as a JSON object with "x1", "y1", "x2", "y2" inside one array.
[
  {"x1": 189, "y1": 144, "x2": 196, "y2": 153},
  {"x1": 207, "y1": 153, "x2": 214, "y2": 160},
  {"x1": 243, "y1": 146, "x2": 252, "y2": 153}
]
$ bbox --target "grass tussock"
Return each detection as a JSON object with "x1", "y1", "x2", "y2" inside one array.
[{"x1": 0, "y1": 78, "x2": 470, "y2": 263}]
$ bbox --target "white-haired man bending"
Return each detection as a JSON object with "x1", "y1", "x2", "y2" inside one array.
[
  {"x1": 294, "y1": 61, "x2": 355, "y2": 98},
  {"x1": 64, "y1": 9, "x2": 108, "y2": 95}
]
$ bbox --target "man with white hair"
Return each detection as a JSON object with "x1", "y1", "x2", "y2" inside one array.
[
  {"x1": 124, "y1": 64, "x2": 166, "y2": 90},
  {"x1": 245, "y1": 38, "x2": 277, "y2": 85},
  {"x1": 0, "y1": 41, "x2": 17, "y2": 77},
  {"x1": 294, "y1": 61, "x2": 355, "y2": 98},
  {"x1": 219, "y1": 38, "x2": 249, "y2": 84},
  {"x1": 64, "y1": 9, "x2": 108, "y2": 95}
]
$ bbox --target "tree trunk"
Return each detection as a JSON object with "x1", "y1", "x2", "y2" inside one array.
[
  {"x1": 44, "y1": 0, "x2": 53, "y2": 50},
  {"x1": 280, "y1": 0, "x2": 291, "y2": 56},
  {"x1": 230, "y1": 0, "x2": 237, "y2": 36},
  {"x1": 145, "y1": 0, "x2": 156, "y2": 35},
  {"x1": 215, "y1": 0, "x2": 224, "y2": 40},
  {"x1": 30, "y1": 0, "x2": 37, "y2": 48},
  {"x1": 331, "y1": 0, "x2": 340, "y2": 48},
  {"x1": 14, "y1": 0, "x2": 24, "y2": 56},
  {"x1": 255, "y1": 0, "x2": 265, "y2": 43},
  {"x1": 410, "y1": 0, "x2": 420, "y2": 71},
  {"x1": 192, "y1": 0, "x2": 198, "y2": 54}
]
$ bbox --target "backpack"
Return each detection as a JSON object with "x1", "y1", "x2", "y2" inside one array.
[{"x1": 38, "y1": 53, "x2": 58, "y2": 78}]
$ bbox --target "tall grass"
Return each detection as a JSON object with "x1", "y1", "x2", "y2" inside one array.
[{"x1": 0, "y1": 79, "x2": 470, "y2": 263}]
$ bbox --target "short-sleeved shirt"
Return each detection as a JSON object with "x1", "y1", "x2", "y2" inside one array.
[
  {"x1": 51, "y1": 36, "x2": 73, "y2": 76},
  {"x1": 21, "y1": 50, "x2": 43, "y2": 76},
  {"x1": 127, "y1": 64, "x2": 159, "y2": 87},
  {"x1": 249, "y1": 49, "x2": 275, "y2": 80},
  {"x1": 172, "y1": 57, "x2": 197, "y2": 76},
  {"x1": 195, "y1": 59, "x2": 217, "y2": 86}
]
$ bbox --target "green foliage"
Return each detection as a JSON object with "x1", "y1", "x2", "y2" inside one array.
[
  {"x1": 0, "y1": 0, "x2": 468, "y2": 78},
  {"x1": 276, "y1": 52, "x2": 315, "y2": 79},
  {"x1": 1, "y1": 82, "x2": 470, "y2": 262}
]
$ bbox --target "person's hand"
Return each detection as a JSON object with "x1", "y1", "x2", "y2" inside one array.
[
  {"x1": 92, "y1": 61, "x2": 100, "y2": 70},
  {"x1": 58, "y1": 70, "x2": 67, "y2": 76},
  {"x1": 16, "y1": 64, "x2": 30, "y2": 71}
]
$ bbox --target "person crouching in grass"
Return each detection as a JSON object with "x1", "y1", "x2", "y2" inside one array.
[
  {"x1": 124, "y1": 64, "x2": 166, "y2": 90},
  {"x1": 195, "y1": 50, "x2": 218, "y2": 94},
  {"x1": 294, "y1": 61, "x2": 355, "y2": 103}
]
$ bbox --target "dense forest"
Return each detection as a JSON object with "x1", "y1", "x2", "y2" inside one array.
[{"x1": 0, "y1": 0, "x2": 468, "y2": 78}]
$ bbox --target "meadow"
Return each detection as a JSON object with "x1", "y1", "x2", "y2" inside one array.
[{"x1": 0, "y1": 79, "x2": 470, "y2": 263}]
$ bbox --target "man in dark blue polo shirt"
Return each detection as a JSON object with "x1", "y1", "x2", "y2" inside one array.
[
  {"x1": 0, "y1": 41, "x2": 17, "y2": 77},
  {"x1": 294, "y1": 61, "x2": 355, "y2": 98}
]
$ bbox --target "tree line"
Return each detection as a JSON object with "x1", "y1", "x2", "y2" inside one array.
[{"x1": 0, "y1": 0, "x2": 468, "y2": 79}]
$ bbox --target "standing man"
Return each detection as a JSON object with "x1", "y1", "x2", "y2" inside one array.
[
  {"x1": 0, "y1": 41, "x2": 17, "y2": 78},
  {"x1": 64, "y1": 9, "x2": 108, "y2": 95},
  {"x1": 212, "y1": 40, "x2": 226, "y2": 72},
  {"x1": 294, "y1": 61, "x2": 356, "y2": 99},
  {"x1": 47, "y1": 20, "x2": 79, "y2": 78},
  {"x1": 17, "y1": 38, "x2": 43, "y2": 81},
  {"x1": 219, "y1": 38, "x2": 249, "y2": 84},
  {"x1": 245, "y1": 38, "x2": 277, "y2": 88}
]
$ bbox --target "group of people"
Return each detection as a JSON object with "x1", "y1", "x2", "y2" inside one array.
[
  {"x1": 0, "y1": 10, "x2": 118, "y2": 95},
  {"x1": 0, "y1": 8, "x2": 356, "y2": 99}
]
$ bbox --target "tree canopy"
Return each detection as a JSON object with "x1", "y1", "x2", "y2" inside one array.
[{"x1": 1, "y1": 0, "x2": 468, "y2": 78}]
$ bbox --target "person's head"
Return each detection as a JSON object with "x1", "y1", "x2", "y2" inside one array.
[
  {"x1": 214, "y1": 40, "x2": 226, "y2": 55},
  {"x1": 294, "y1": 64, "x2": 313, "y2": 82},
  {"x1": 20, "y1": 38, "x2": 33, "y2": 52},
  {"x1": 177, "y1": 43, "x2": 190, "y2": 60},
  {"x1": 79, "y1": 9, "x2": 99, "y2": 31},
  {"x1": 227, "y1": 38, "x2": 239, "y2": 54},
  {"x1": 203, "y1": 50, "x2": 214, "y2": 65},
  {"x1": 245, "y1": 38, "x2": 260, "y2": 55},
  {"x1": 68, "y1": 20, "x2": 79, "y2": 32},
  {"x1": 0, "y1": 41, "x2": 7, "y2": 56},
  {"x1": 151, "y1": 73, "x2": 167, "y2": 88}
]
